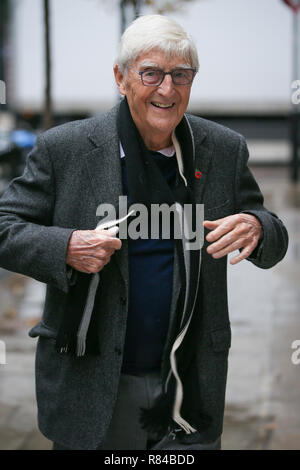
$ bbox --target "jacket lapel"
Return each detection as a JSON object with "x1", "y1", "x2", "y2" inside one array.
[
  {"x1": 186, "y1": 116, "x2": 213, "y2": 204},
  {"x1": 84, "y1": 104, "x2": 129, "y2": 285}
]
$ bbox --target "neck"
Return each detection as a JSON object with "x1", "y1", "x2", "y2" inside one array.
[{"x1": 140, "y1": 132, "x2": 173, "y2": 152}]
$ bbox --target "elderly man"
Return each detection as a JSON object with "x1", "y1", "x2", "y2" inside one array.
[{"x1": 0, "y1": 15, "x2": 288, "y2": 450}]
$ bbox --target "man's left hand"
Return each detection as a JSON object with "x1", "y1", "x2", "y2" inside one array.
[{"x1": 203, "y1": 213, "x2": 263, "y2": 265}]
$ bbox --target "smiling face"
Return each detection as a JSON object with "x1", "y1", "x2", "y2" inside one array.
[{"x1": 114, "y1": 49, "x2": 194, "y2": 151}]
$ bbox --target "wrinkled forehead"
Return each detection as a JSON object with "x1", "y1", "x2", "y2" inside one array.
[
  {"x1": 133, "y1": 49, "x2": 192, "y2": 70},
  {"x1": 137, "y1": 60, "x2": 191, "y2": 70}
]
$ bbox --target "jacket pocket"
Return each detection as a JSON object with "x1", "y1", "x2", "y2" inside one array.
[
  {"x1": 210, "y1": 325, "x2": 231, "y2": 352},
  {"x1": 205, "y1": 200, "x2": 230, "y2": 214},
  {"x1": 28, "y1": 321, "x2": 58, "y2": 339}
]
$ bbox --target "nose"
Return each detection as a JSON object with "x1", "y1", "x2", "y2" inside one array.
[{"x1": 158, "y1": 73, "x2": 174, "y2": 95}]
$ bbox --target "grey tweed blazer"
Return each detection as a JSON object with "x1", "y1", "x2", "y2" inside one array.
[{"x1": 0, "y1": 103, "x2": 288, "y2": 449}]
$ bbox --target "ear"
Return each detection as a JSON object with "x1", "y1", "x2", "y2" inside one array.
[{"x1": 114, "y1": 64, "x2": 126, "y2": 96}]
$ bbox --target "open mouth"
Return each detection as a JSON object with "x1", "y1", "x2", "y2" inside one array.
[{"x1": 151, "y1": 102, "x2": 175, "y2": 109}]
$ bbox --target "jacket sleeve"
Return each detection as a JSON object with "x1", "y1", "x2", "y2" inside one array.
[
  {"x1": 0, "y1": 134, "x2": 77, "y2": 293},
  {"x1": 235, "y1": 136, "x2": 288, "y2": 269}
]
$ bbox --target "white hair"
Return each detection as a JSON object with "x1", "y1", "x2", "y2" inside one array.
[{"x1": 115, "y1": 15, "x2": 199, "y2": 73}]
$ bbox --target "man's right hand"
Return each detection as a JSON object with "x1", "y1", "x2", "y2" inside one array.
[{"x1": 66, "y1": 227, "x2": 122, "y2": 274}]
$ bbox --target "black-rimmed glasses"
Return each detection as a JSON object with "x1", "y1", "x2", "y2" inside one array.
[{"x1": 137, "y1": 68, "x2": 196, "y2": 86}]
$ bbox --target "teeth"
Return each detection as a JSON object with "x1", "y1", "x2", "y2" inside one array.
[{"x1": 152, "y1": 102, "x2": 173, "y2": 108}]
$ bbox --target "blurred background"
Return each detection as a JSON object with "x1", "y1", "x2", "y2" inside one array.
[{"x1": 0, "y1": 0, "x2": 299, "y2": 450}]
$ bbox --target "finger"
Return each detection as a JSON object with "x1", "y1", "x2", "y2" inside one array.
[
  {"x1": 205, "y1": 216, "x2": 238, "y2": 243},
  {"x1": 84, "y1": 256, "x2": 111, "y2": 273},
  {"x1": 105, "y1": 226, "x2": 119, "y2": 236},
  {"x1": 230, "y1": 244, "x2": 256, "y2": 265},
  {"x1": 203, "y1": 218, "x2": 226, "y2": 227},
  {"x1": 103, "y1": 247, "x2": 116, "y2": 257},
  {"x1": 72, "y1": 258, "x2": 101, "y2": 273},
  {"x1": 105, "y1": 237, "x2": 122, "y2": 250},
  {"x1": 98, "y1": 234, "x2": 122, "y2": 250},
  {"x1": 94, "y1": 229, "x2": 121, "y2": 248},
  {"x1": 206, "y1": 230, "x2": 241, "y2": 255},
  {"x1": 208, "y1": 238, "x2": 247, "y2": 259},
  {"x1": 96, "y1": 229, "x2": 118, "y2": 238}
]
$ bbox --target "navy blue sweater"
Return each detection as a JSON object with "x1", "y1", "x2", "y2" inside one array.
[{"x1": 121, "y1": 151, "x2": 177, "y2": 375}]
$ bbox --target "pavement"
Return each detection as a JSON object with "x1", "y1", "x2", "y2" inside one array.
[{"x1": 0, "y1": 166, "x2": 299, "y2": 450}]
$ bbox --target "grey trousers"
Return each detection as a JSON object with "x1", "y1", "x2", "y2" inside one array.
[{"x1": 52, "y1": 371, "x2": 221, "y2": 450}]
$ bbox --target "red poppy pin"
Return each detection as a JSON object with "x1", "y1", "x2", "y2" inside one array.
[{"x1": 195, "y1": 169, "x2": 202, "y2": 179}]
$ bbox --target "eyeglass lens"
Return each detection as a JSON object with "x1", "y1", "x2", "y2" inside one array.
[{"x1": 141, "y1": 69, "x2": 195, "y2": 86}]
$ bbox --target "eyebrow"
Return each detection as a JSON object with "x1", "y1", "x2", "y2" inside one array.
[{"x1": 138, "y1": 61, "x2": 192, "y2": 69}]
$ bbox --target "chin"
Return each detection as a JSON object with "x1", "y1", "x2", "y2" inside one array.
[{"x1": 150, "y1": 120, "x2": 177, "y2": 134}]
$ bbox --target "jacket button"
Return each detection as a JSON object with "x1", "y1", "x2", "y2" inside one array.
[
  {"x1": 120, "y1": 296, "x2": 126, "y2": 305},
  {"x1": 114, "y1": 347, "x2": 122, "y2": 356}
]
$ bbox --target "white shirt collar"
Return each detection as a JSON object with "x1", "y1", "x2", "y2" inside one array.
[{"x1": 119, "y1": 142, "x2": 175, "y2": 159}]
